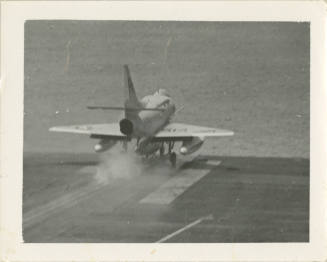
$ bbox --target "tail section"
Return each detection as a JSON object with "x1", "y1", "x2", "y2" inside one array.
[
  {"x1": 87, "y1": 65, "x2": 164, "y2": 137},
  {"x1": 123, "y1": 65, "x2": 141, "y2": 109},
  {"x1": 87, "y1": 65, "x2": 164, "y2": 114}
]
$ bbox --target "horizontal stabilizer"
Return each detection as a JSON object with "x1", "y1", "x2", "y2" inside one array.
[{"x1": 87, "y1": 106, "x2": 165, "y2": 111}]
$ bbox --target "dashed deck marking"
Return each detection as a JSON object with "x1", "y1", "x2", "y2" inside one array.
[
  {"x1": 23, "y1": 180, "x2": 105, "y2": 229},
  {"x1": 156, "y1": 214, "x2": 213, "y2": 243},
  {"x1": 23, "y1": 159, "x2": 184, "y2": 229},
  {"x1": 140, "y1": 160, "x2": 221, "y2": 204},
  {"x1": 24, "y1": 158, "x2": 221, "y2": 229}
]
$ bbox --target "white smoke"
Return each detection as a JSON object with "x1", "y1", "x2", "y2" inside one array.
[{"x1": 94, "y1": 144, "x2": 144, "y2": 185}]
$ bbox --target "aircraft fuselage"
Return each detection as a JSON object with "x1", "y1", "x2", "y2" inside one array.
[
  {"x1": 119, "y1": 90, "x2": 176, "y2": 140},
  {"x1": 138, "y1": 93, "x2": 176, "y2": 136}
]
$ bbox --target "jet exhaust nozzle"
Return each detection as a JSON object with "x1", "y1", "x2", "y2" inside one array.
[{"x1": 119, "y1": 118, "x2": 133, "y2": 136}]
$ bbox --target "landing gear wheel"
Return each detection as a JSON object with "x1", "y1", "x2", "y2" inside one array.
[
  {"x1": 160, "y1": 145, "x2": 165, "y2": 157},
  {"x1": 169, "y1": 152, "x2": 177, "y2": 168}
]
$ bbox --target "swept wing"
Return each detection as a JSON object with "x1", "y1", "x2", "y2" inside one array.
[
  {"x1": 50, "y1": 122, "x2": 233, "y2": 141},
  {"x1": 152, "y1": 123, "x2": 234, "y2": 141},
  {"x1": 49, "y1": 123, "x2": 124, "y2": 140}
]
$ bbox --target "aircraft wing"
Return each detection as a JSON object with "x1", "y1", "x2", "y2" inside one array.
[
  {"x1": 49, "y1": 122, "x2": 234, "y2": 141},
  {"x1": 49, "y1": 123, "x2": 125, "y2": 139},
  {"x1": 153, "y1": 123, "x2": 234, "y2": 141}
]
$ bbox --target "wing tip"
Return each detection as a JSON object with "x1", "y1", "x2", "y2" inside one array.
[{"x1": 49, "y1": 126, "x2": 63, "y2": 132}]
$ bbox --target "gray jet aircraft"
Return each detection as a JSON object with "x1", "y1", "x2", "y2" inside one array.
[{"x1": 50, "y1": 65, "x2": 234, "y2": 167}]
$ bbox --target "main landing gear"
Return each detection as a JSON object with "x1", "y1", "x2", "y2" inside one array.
[
  {"x1": 167, "y1": 141, "x2": 177, "y2": 168},
  {"x1": 158, "y1": 142, "x2": 176, "y2": 168},
  {"x1": 169, "y1": 152, "x2": 177, "y2": 168},
  {"x1": 126, "y1": 139, "x2": 177, "y2": 168}
]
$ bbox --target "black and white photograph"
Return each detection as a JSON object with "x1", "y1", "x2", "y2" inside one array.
[
  {"x1": 1, "y1": 1, "x2": 326, "y2": 261},
  {"x1": 23, "y1": 20, "x2": 309, "y2": 243}
]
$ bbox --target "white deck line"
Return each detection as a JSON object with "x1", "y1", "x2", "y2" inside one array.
[
  {"x1": 23, "y1": 181, "x2": 105, "y2": 229},
  {"x1": 156, "y1": 214, "x2": 213, "y2": 243},
  {"x1": 140, "y1": 160, "x2": 221, "y2": 204}
]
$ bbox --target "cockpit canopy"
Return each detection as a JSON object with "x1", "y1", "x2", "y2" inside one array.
[{"x1": 155, "y1": 89, "x2": 170, "y2": 97}]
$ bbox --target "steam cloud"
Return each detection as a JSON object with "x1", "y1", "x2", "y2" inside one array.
[{"x1": 94, "y1": 144, "x2": 144, "y2": 185}]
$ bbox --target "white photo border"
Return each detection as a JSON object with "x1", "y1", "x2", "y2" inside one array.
[{"x1": 1, "y1": 1, "x2": 326, "y2": 261}]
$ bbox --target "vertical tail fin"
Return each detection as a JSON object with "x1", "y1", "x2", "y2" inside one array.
[
  {"x1": 123, "y1": 65, "x2": 141, "y2": 108},
  {"x1": 123, "y1": 65, "x2": 141, "y2": 120}
]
